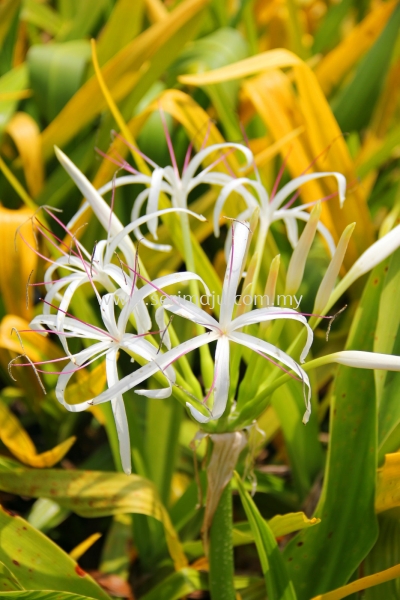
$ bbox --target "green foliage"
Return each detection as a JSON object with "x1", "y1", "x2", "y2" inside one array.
[{"x1": 0, "y1": 0, "x2": 399, "y2": 599}]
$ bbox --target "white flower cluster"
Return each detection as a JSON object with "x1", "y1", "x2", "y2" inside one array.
[{"x1": 19, "y1": 136, "x2": 400, "y2": 474}]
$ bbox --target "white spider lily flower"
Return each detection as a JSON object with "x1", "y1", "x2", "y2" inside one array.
[
  {"x1": 328, "y1": 351, "x2": 400, "y2": 371},
  {"x1": 41, "y1": 207, "x2": 206, "y2": 354},
  {"x1": 92, "y1": 141, "x2": 254, "y2": 251},
  {"x1": 30, "y1": 293, "x2": 177, "y2": 475},
  {"x1": 159, "y1": 220, "x2": 314, "y2": 424},
  {"x1": 213, "y1": 171, "x2": 346, "y2": 257}
]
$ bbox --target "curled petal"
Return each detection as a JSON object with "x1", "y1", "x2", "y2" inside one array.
[
  {"x1": 270, "y1": 171, "x2": 346, "y2": 211},
  {"x1": 182, "y1": 142, "x2": 254, "y2": 187},
  {"x1": 162, "y1": 296, "x2": 219, "y2": 330},
  {"x1": 229, "y1": 331, "x2": 311, "y2": 423},
  {"x1": 231, "y1": 307, "x2": 313, "y2": 363},
  {"x1": 213, "y1": 178, "x2": 260, "y2": 237}
]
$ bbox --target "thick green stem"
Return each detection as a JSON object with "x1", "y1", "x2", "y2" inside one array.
[{"x1": 209, "y1": 482, "x2": 236, "y2": 600}]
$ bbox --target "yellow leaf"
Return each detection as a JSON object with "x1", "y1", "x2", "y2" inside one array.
[
  {"x1": 0, "y1": 206, "x2": 37, "y2": 319},
  {"x1": 314, "y1": 0, "x2": 397, "y2": 97},
  {"x1": 0, "y1": 90, "x2": 31, "y2": 101},
  {"x1": 375, "y1": 452, "x2": 400, "y2": 513},
  {"x1": 0, "y1": 315, "x2": 63, "y2": 363},
  {"x1": 178, "y1": 49, "x2": 374, "y2": 263},
  {"x1": 145, "y1": 0, "x2": 169, "y2": 22},
  {"x1": 0, "y1": 465, "x2": 188, "y2": 570},
  {"x1": 311, "y1": 563, "x2": 400, "y2": 600},
  {"x1": 5, "y1": 112, "x2": 44, "y2": 197},
  {"x1": 178, "y1": 48, "x2": 302, "y2": 85},
  {"x1": 64, "y1": 362, "x2": 107, "y2": 407},
  {"x1": 0, "y1": 314, "x2": 63, "y2": 399},
  {"x1": 70, "y1": 533, "x2": 102, "y2": 561},
  {"x1": 244, "y1": 69, "x2": 372, "y2": 264},
  {"x1": 0, "y1": 399, "x2": 76, "y2": 468},
  {"x1": 269, "y1": 512, "x2": 320, "y2": 537}
]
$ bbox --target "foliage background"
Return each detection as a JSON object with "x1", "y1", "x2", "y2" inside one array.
[{"x1": 0, "y1": 0, "x2": 399, "y2": 598}]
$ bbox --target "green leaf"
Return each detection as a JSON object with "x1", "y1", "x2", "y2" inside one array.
[
  {"x1": 40, "y1": 0, "x2": 209, "y2": 159},
  {"x1": 333, "y1": 4, "x2": 400, "y2": 132},
  {"x1": 0, "y1": 560, "x2": 24, "y2": 591},
  {"x1": 140, "y1": 568, "x2": 208, "y2": 600},
  {"x1": 0, "y1": 506, "x2": 111, "y2": 599},
  {"x1": 283, "y1": 261, "x2": 386, "y2": 598},
  {"x1": 27, "y1": 40, "x2": 91, "y2": 122},
  {"x1": 170, "y1": 28, "x2": 248, "y2": 139},
  {"x1": 21, "y1": 0, "x2": 63, "y2": 36},
  {"x1": 234, "y1": 472, "x2": 298, "y2": 600},
  {"x1": 145, "y1": 398, "x2": 183, "y2": 507},
  {"x1": 357, "y1": 123, "x2": 400, "y2": 179},
  {"x1": 364, "y1": 516, "x2": 400, "y2": 600},
  {"x1": 0, "y1": 593, "x2": 105, "y2": 600},
  {"x1": 0, "y1": 64, "x2": 28, "y2": 134},
  {"x1": 95, "y1": 0, "x2": 145, "y2": 66},
  {"x1": 312, "y1": 0, "x2": 353, "y2": 54},
  {"x1": 0, "y1": 0, "x2": 21, "y2": 48},
  {"x1": 269, "y1": 378, "x2": 323, "y2": 501},
  {"x1": 374, "y1": 248, "x2": 400, "y2": 401},
  {"x1": 56, "y1": 0, "x2": 109, "y2": 41}
]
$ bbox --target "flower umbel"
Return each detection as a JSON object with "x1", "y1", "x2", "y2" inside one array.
[{"x1": 160, "y1": 220, "x2": 313, "y2": 424}]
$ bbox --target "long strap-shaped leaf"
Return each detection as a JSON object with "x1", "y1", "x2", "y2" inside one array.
[
  {"x1": 0, "y1": 460, "x2": 187, "y2": 570},
  {"x1": 234, "y1": 471, "x2": 298, "y2": 600}
]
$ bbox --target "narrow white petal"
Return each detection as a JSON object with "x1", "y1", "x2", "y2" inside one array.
[
  {"x1": 231, "y1": 307, "x2": 313, "y2": 363},
  {"x1": 146, "y1": 167, "x2": 165, "y2": 237},
  {"x1": 331, "y1": 351, "x2": 400, "y2": 370},
  {"x1": 56, "y1": 278, "x2": 88, "y2": 355},
  {"x1": 336, "y1": 224, "x2": 400, "y2": 299},
  {"x1": 229, "y1": 331, "x2": 311, "y2": 423},
  {"x1": 182, "y1": 142, "x2": 254, "y2": 186},
  {"x1": 270, "y1": 171, "x2": 346, "y2": 211},
  {"x1": 30, "y1": 314, "x2": 110, "y2": 341},
  {"x1": 106, "y1": 348, "x2": 131, "y2": 475},
  {"x1": 117, "y1": 272, "x2": 210, "y2": 333},
  {"x1": 55, "y1": 342, "x2": 111, "y2": 411},
  {"x1": 105, "y1": 207, "x2": 206, "y2": 264},
  {"x1": 220, "y1": 220, "x2": 250, "y2": 328},
  {"x1": 92, "y1": 332, "x2": 218, "y2": 404},
  {"x1": 213, "y1": 178, "x2": 261, "y2": 237},
  {"x1": 55, "y1": 147, "x2": 136, "y2": 268},
  {"x1": 100, "y1": 294, "x2": 120, "y2": 339},
  {"x1": 134, "y1": 385, "x2": 172, "y2": 399},
  {"x1": 211, "y1": 337, "x2": 230, "y2": 419},
  {"x1": 162, "y1": 296, "x2": 219, "y2": 330},
  {"x1": 186, "y1": 403, "x2": 212, "y2": 423},
  {"x1": 97, "y1": 174, "x2": 153, "y2": 195}
]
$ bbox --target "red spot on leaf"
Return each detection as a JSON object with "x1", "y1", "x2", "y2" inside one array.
[
  {"x1": 75, "y1": 565, "x2": 86, "y2": 577},
  {"x1": 3, "y1": 508, "x2": 17, "y2": 517},
  {"x1": 12, "y1": 560, "x2": 20, "y2": 566}
]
